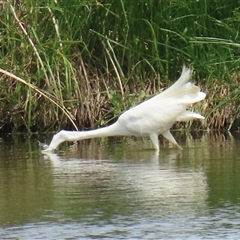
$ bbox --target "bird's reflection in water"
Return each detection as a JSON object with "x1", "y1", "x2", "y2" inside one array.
[{"x1": 42, "y1": 146, "x2": 208, "y2": 218}]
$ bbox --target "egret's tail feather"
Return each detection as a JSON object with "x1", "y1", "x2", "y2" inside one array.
[
  {"x1": 170, "y1": 65, "x2": 191, "y2": 89},
  {"x1": 149, "y1": 66, "x2": 206, "y2": 106},
  {"x1": 154, "y1": 66, "x2": 191, "y2": 100}
]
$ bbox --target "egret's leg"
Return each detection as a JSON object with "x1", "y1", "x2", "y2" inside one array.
[
  {"x1": 150, "y1": 133, "x2": 159, "y2": 152},
  {"x1": 162, "y1": 130, "x2": 183, "y2": 150}
]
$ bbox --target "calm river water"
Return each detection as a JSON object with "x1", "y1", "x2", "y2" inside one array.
[{"x1": 0, "y1": 132, "x2": 240, "y2": 239}]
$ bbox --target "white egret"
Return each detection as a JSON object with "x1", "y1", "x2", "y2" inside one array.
[{"x1": 42, "y1": 66, "x2": 206, "y2": 153}]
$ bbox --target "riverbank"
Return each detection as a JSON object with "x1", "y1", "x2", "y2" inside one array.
[{"x1": 0, "y1": 1, "x2": 239, "y2": 132}]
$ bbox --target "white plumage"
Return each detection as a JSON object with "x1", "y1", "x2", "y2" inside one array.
[{"x1": 42, "y1": 66, "x2": 206, "y2": 153}]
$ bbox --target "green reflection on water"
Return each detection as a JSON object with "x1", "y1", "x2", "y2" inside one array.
[{"x1": 0, "y1": 132, "x2": 240, "y2": 228}]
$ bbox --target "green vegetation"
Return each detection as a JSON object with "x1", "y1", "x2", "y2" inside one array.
[{"x1": 0, "y1": 0, "x2": 239, "y2": 132}]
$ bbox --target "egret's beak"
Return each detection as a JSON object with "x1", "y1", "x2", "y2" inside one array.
[
  {"x1": 41, "y1": 146, "x2": 55, "y2": 153},
  {"x1": 38, "y1": 141, "x2": 48, "y2": 149},
  {"x1": 38, "y1": 140, "x2": 55, "y2": 152}
]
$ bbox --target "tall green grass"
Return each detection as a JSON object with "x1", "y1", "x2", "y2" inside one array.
[{"x1": 0, "y1": 0, "x2": 240, "y2": 132}]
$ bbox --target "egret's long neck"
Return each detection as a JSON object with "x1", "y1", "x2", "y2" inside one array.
[
  {"x1": 76, "y1": 123, "x2": 123, "y2": 139},
  {"x1": 48, "y1": 122, "x2": 126, "y2": 150}
]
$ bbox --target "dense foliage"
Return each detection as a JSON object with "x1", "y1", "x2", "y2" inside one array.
[{"x1": 0, "y1": 0, "x2": 240, "y2": 132}]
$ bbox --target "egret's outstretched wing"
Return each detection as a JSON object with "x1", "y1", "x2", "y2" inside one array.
[
  {"x1": 119, "y1": 66, "x2": 206, "y2": 137},
  {"x1": 119, "y1": 100, "x2": 186, "y2": 136}
]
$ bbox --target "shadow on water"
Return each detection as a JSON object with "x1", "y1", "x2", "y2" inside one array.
[{"x1": 0, "y1": 131, "x2": 240, "y2": 239}]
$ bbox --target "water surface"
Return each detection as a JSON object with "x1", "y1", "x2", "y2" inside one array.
[{"x1": 0, "y1": 132, "x2": 240, "y2": 239}]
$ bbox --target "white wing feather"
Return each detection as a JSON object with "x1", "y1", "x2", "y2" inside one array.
[{"x1": 119, "y1": 66, "x2": 206, "y2": 135}]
